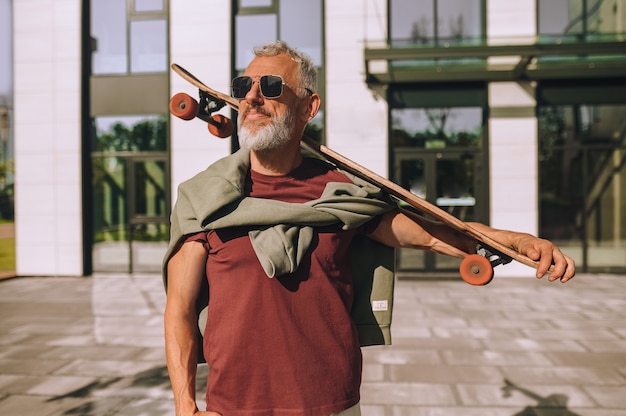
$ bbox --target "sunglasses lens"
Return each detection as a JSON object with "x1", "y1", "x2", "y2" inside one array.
[
  {"x1": 260, "y1": 75, "x2": 283, "y2": 98},
  {"x1": 231, "y1": 75, "x2": 284, "y2": 99},
  {"x1": 231, "y1": 76, "x2": 252, "y2": 99}
]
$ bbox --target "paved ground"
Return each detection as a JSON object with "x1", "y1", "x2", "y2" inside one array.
[{"x1": 0, "y1": 272, "x2": 625, "y2": 416}]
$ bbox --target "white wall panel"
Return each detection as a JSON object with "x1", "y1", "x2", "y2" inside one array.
[
  {"x1": 487, "y1": 0, "x2": 536, "y2": 40},
  {"x1": 488, "y1": 116, "x2": 539, "y2": 277},
  {"x1": 169, "y1": 0, "x2": 232, "y2": 194},
  {"x1": 14, "y1": 0, "x2": 82, "y2": 276},
  {"x1": 325, "y1": 0, "x2": 388, "y2": 177},
  {"x1": 485, "y1": 1, "x2": 542, "y2": 277}
]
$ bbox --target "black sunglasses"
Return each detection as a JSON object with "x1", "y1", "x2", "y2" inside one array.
[{"x1": 231, "y1": 75, "x2": 313, "y2": 99}]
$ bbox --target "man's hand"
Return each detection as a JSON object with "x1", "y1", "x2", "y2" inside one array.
[{"x1": 515, "y1": 235, "x2": 575, "y2": 283}]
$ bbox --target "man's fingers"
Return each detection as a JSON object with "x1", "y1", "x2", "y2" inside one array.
[
  {"x1": 534, "y1": 245, "x2": 555, "y2": 279},
  {"x1": 558, "y1": 256, "x2": 576, "y2": 283},
  {"x1": 545, "y1": 249, "x2": 575, "y2": 282}
]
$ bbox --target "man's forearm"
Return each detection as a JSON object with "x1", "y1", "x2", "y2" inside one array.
[
  {"x1": 467, "y1": 222, "x2": 534, "y2": 251},
  {"x1": 396, "y1": 209, "x2": 477, "y2": 256},
  {"x1": 165, "y1": 307, "x2": 201, "y2": 415},
  {"x1": 164, "y1": 240, "x2": 208, "y2": 415}
]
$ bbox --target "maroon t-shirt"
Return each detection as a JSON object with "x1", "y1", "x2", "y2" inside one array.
[{"x1": 191, "y1": 158, "x2": 367, "y2": 415}]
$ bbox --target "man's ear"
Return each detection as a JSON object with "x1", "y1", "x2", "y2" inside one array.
[{"x1": 302, "y1": 93, "x2": 321, "y2": 122}]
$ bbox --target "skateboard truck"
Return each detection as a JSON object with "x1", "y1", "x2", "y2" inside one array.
[
  {"x1": 169, "y1": 90, "x2": 235, "y2": 138},
  {"x1": 477, "y1": 243, "x2": 513, "y2": 268},
  {"x1": 197, "y1": 90, "x2": 225, "y2": 119}
]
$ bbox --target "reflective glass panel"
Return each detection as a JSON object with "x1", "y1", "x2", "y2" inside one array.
[
  {"x1": 92, "y1": 115, "x2": 168, "y2": 273},
  {"x1": 392, "y1": 107, "x2": 483, "y2": 149},
  {"x1": 437, "y1": 0, "x2": 482, "y2": 45},
  {"x1": 91, "y1": 0, "x2": 127, "y2": 74},
  {"x1": 588, "y1": 0, "x2": 626, "y2": 36},
  {"x1": 391, "y1": 0, "x2": 434, "y2": 46},
  {"x1": 391, "y1": 0, "x2": 482, "y2": 46},
  {"x1": 435, "y1": 158, "x2": 476, "y2": 221},
  {"x1": 236, "y1": 14, "x2": 277, "y2": 70},
  {"x1": 538, "y1": 104, "x2": 626, "y2": 270},
  {"x1": 132, "y1": 160, "x2": 166, "y2": 218},
  {"x1": 240, "y1": 0, "x2": 273, "y2": 7},
  {"x1": 538, "y1": 0, "x2": 584, "y2": 37},
  {"x1": 538, "y1": 0, "x2": 624, "y2": 40},
  {"x1": 134, "y1": 0, "x2": 164, "y2": 12},
  {"x1": 93, "y1": 115, "x2": 167, "y2": 152},
  {"x1": 130, "y1": 19, "x2": 168, "y2": 73},
  {"x1": 279, "y1": 0, "x2": 322, "y2": 65},
  {"x1": 91, "y1": 155, "x2": 129, "y2": 272}
]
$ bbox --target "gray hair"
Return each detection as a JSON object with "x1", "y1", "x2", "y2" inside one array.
[{"x1": 253, "y1": 41, "x2": 317, "y2": 95}]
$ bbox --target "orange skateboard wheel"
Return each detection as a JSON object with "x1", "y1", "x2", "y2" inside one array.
[
  {"x1": 459, "y1": 254, "x2": 494, "y2": 286},
  {"x1": 207, "y1": 114, "x2": 235, "y2": 138},
  {"x1": 169, "y1": 92, "x2": 199, "y2": 120}
]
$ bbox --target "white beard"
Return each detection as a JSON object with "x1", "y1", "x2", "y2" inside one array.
[{"x1": 238, "y1": 108, "x2": 294, "y2": 151}]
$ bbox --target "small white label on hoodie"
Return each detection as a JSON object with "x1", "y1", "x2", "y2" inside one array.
[{"x1": 372, "y1": 300, "x2": 388, "y2": 312}]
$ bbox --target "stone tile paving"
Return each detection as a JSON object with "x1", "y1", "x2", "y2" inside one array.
[
  {"x1": 361, "y1": 274, "x2": 626, "y2": 416},
  {"x1": 0, "y1": 273, "x2": 624, "y2": 415}
]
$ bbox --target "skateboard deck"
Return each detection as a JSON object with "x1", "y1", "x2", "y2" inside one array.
[{"x1": 170, "y1": 63, "x2": 548, "y2": 285}]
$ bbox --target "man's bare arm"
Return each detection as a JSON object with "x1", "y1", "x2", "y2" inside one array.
[
  {"x1": 467, "y1": 222, "x2": 575, "y2": 282},
  {"x1": 368, "y1": 209, "x2": 575, "y2": 282},
  {"x1": 368, "y1": 209, "x2": 476, "y2": 257},
  {"x1": 164, "y1": 241, "x2": 208, "y2": 416}
]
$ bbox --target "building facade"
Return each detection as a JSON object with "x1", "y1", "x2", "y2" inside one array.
[{"x1": 7, "y1": 0, "x2": 626, "y2": 277}]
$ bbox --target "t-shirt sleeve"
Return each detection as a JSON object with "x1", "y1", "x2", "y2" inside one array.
[{"x1": 182, "y1": 231, "x2": 210, "y2": 251}]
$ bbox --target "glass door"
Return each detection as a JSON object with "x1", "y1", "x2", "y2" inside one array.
[
  {"x1": 128, "y1": 156, "x2": 169, "y2": 273},
  {"x1": 394, "y1": 149, "x2": 485, "y2": 273},
  {"x1": 91, "y1": 115, "x2": 169, "y2": 273}
]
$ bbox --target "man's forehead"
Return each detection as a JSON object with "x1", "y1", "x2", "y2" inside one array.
[{"x1": 245, "y1": 54, "x2": 297, "y2": 75}]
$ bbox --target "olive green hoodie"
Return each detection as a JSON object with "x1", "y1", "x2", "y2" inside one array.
[{"x1": 163, "y1": 149, "x2": 396, "y2": 347}]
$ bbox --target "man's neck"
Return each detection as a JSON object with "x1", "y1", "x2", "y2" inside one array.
[{"x1": 250, "y1": 145, "x2": 303, "y2": 176}]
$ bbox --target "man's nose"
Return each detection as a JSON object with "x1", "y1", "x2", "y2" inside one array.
[{"x1": 244, "y1": 80, "x2": 263, "y2": 102}]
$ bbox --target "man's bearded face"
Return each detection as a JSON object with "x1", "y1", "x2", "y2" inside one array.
[{"x1": 238, "y1": 105, "x2": 295, "y2": 151}]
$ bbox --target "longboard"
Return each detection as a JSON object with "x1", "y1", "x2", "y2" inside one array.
[{"x1": 169, "y1": 63, "x2": 548, "y2": 285}]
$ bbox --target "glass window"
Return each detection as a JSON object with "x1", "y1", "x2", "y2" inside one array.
[
  {"x1": 391, "y1": 0, "x2": 434, "y2": 46},
  {"x1": 240, "y1": 0, "x2": 273, "y2": 7},
  {"x1": 538, "y1": 0, "x2": 584, "y2": 37},
  {"x1": 130, "y1": 19, "x2": 168, "y2": 73},
  {"x1": 91, "y1": 0, "x2": 168, "y2": 75},
  {"x1": 538, "y1": 104, "x2": 626, "y2": 270},
  {"x1": 538, "y1": 0, "x2": 625, "y2": 40},
  {"x1": 134, "y1": 0, "x2": 164, "y2": 12},
  {"x1": 91, "y1": 115, "x2": 168, "y2": 273},
  {"x1": 132, "y1": 159, "x2": 167, "y2": 218},
  {"x1": 92, "y1": 0, "x2": 128, "y2": 74},
  {"x1": 392, "y1": 107, "x2": 483, "y2": 149},
  {"x1": 235, "y1": 1, "x2": 323, "y2": 67},
  {"x1": 390, "y1": 0, "x2": 482, "y2": 47},
  {"x1": 236, "y1": 14, "x2": 278, "y2": 70},
  {"x1": 279, "y1": 0, "x2": 322, "y2": 65},
  {"x1": 92, "y1": 155, "x2": 127, "y2": 243},
  {"x1": 437, "y1": 0, "x2": 482, "y2": 45},
  {"x1": 93, "y1": 115, "x2": 167, "y2": 152},
  {"x1": 591, "y1": 0, "x2": 626, "y2": 35}
]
